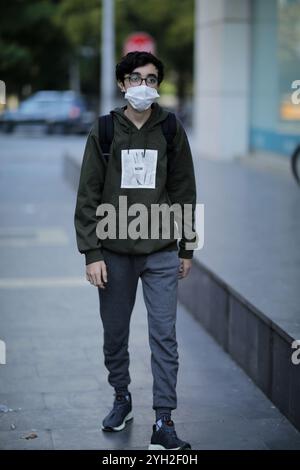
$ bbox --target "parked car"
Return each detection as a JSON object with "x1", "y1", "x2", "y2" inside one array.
[{"x1": 0, "y1": 90, "x2": 96, "y2": 134}]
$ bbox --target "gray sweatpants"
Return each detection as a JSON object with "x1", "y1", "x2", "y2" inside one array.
[{"x1": 98, "y1": 247, "x2": 181, "y2": 411}]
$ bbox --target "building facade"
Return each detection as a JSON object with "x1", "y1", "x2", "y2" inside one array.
[{"x1": 193, "y1": 0, "x2": 300, "y2": 159}]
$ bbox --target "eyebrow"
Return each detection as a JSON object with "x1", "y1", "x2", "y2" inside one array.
[{"x1": 131, "y1": 72, "x2": 158, "y2": 77}]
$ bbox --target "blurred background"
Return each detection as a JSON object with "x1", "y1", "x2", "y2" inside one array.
[
  {"x1": 0, "y1": 0, "x2": 300, "y2": 155},
  {"x1": 0, "y1": 0, "x2": 195, "y2": 132},
  {"x1": 1, "y1": 0, "x2": 300, "y2": 451}
]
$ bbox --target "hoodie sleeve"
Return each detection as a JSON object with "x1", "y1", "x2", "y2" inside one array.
[
  {"x1": 166, "y1": 118, "x2": 198, "y2": 259},
  {"x1": 74, "y1": 120, "x2": 107, "y2": 265}
]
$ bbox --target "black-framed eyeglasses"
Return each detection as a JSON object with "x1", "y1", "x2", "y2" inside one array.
[{"x1": 124, "y1": 72, "x2": 158, "y2": 87}]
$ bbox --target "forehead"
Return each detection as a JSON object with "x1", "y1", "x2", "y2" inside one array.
[{"x1": 132, "y1": 63, "x2": 158, "y2": 76}]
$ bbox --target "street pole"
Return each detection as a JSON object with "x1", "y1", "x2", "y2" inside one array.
[{"x1": 100, "y1": 0, "x2": 115, "y2": 115}]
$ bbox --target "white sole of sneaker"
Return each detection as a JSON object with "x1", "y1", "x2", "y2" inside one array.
[
  {"x1": 148, "y1": 444, "x2": 181, "y2": 450},
  {"x1": 101, "y1": 411, "x2": 133, "y2": 432}
]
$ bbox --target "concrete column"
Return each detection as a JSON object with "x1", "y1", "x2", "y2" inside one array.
[
  {"x1": 100, "y1": 0, "x2": 115, "y2": 115},
  {"x1": 193, "y1": 0, "x2": 251, "y2": 160}
]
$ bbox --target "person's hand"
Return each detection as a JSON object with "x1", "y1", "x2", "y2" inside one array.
[
  {"x1": 86, "y1": 260, "x2": 107, "y2": 289},
  {"x1": 178, "y1": 258, "x2": 192, "y2": 279}
]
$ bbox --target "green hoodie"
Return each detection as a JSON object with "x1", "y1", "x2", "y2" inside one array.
[{"x1": 74, "y1": 102, "x2": 198, "y2": 265}]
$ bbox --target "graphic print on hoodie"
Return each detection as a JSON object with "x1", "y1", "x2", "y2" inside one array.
[
  {"x1": 74, "y1": 101, "x2": 198, "y2": 265},
  {"x1": 121, "y1": 149, "x2": 158, "y2": 189}
]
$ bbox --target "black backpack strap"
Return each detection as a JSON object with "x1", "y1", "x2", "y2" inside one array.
[
  {"x1": 98, "y1": 114, "x2": 114, "y2": 162},
  {"x1": 98, "y1": 111, "x2": 177, "y2": 163},
  {"x1": 161, "y1": 112, "x2": 177, "y2": 155}
]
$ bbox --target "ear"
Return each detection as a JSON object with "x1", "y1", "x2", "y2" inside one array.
[{"x1": 117, "y1": 80, "x2": 126, "y2": 93}]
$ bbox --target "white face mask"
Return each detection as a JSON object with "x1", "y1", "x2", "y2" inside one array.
[{"x1": 124, "y1": 84, "x2": 160, "y2": 112}]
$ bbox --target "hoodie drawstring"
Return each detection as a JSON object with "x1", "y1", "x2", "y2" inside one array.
[
  {"x1": 127, "y1": 128, "x2": 132, "y2": 155},
  {"x1": 142, "y1": 132, "x2": 148, "y2": 158},
  {"x1": 127, "y1": 127, "x2": 148, "y2": 158}
]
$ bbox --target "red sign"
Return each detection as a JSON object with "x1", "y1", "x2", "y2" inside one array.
[{"x1": 124, "y1": 32, "x2": 156, "y2": 55}]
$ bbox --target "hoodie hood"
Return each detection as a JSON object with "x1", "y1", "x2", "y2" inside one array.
[{"x1": 110, "y1": 102, "x2": 170, "y2": 155}]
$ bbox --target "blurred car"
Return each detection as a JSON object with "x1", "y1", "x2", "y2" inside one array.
[{"x1": 0, "y1": 90, "x2": 96, "y2": 134}]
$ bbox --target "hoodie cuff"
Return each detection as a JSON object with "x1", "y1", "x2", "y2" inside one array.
[
  {"x1": 85, "y1": 249, "x2": 104, "y2": 265},
  {"x1": 178, "y1": 248, "x2": 194, "y2": 259}
]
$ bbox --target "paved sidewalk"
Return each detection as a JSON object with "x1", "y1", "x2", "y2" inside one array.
[
  {"x1": 1, "y1": 280, "x2": 300, "y2": 450},
  {"x1": 1, "y1": 135, "x2": 300, "y2": 449},
  {"x1": 189, "y1": 139, "x2": 300, "y2": 340}
]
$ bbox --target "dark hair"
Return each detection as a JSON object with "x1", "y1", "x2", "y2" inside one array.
[{"x1": 115, "y1": 51, "x2": 164, "y2": 85}]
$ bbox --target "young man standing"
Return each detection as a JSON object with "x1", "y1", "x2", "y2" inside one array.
[{"x1": 74, "y1": 51, "x2": 197, "y2": 450}]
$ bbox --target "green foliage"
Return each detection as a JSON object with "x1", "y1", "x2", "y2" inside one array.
[
  {"x1": 116, "y1": 0, "x2": 194, "y2": 82},
  {"x1": 54, "y1": 0, "x2": 100, "y2": 49},
  {"x1": 0, "y1": 0, "x2": 195, "y2": 101},
  {"x1": 0, "y1": 0, "x2": 71, "y2": 94}
]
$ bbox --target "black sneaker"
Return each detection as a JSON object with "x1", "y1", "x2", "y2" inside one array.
[
  {"x1": 148, "y1": 417, "x2": 192, "y2": 450},
  {"x1": 101, "y1": 391, "x2": 133, "y2": 432}
]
